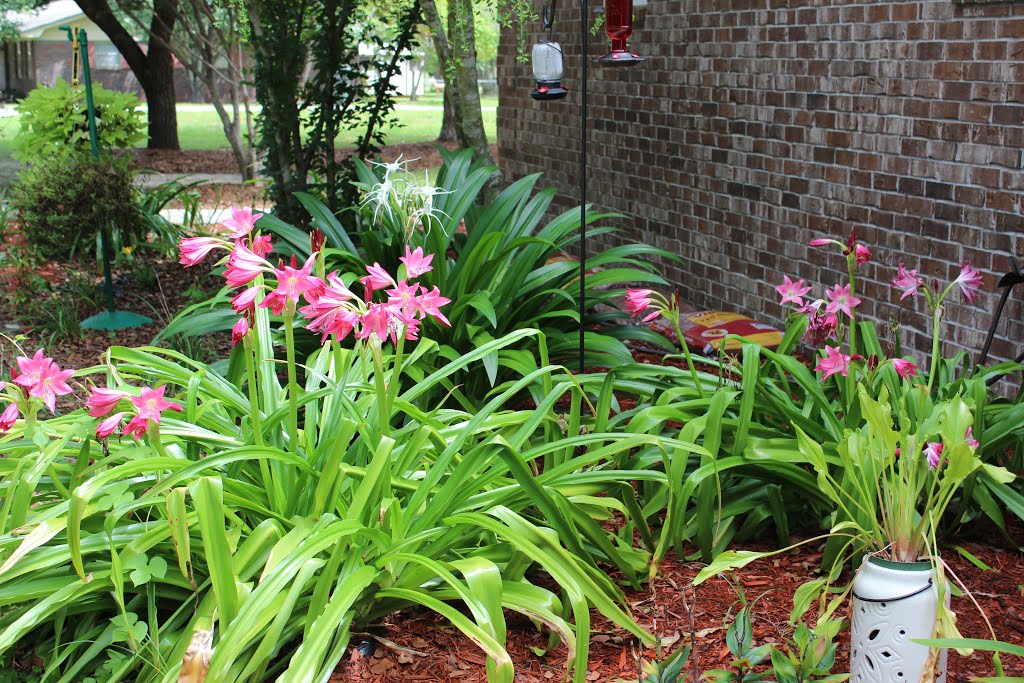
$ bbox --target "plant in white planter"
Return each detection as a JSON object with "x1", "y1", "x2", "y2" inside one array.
[
  {"x1": 692, "y1": 232, "x2": 1018, "y2": 681},
  {"x1": 801, "y1": 385, "x2": 981, "y2": 683}
]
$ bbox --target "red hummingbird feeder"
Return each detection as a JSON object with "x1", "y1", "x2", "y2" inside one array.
[{"x1": 596, "y1": 0, "x2": 644, "y2": 63}]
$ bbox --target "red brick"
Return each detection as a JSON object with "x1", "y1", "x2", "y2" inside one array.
[{"x1": 497, "y1": 0, "x2": 1024, "y2": 367}]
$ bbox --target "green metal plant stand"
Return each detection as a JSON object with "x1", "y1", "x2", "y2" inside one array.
[{"x1": 60, "y1": 25, "x2": 152, "y2": 331}]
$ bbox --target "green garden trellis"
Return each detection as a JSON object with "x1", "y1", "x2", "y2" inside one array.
[{"x1": 60, "y1": 25, "x2": 152, "y2": 331}]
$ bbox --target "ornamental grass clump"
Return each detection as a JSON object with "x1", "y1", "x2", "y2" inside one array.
[{"x1": 0, "y1": 205, "x2": 710, "y2": 682}]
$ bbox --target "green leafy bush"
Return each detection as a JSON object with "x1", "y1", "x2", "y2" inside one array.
[
  {"x1": 12, "y1": 78, "x2": 144, "y2": 162},
  {"x1": 10, "y1": 149, "x2": 140, "y2": 260}
]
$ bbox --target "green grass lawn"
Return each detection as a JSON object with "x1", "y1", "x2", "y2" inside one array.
[{"x1": 0, "y1": 95, "x2": 498, "y2": 155}]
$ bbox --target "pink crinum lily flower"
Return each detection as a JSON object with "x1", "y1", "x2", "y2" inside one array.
[
  {"x1": 259, "y1": 255, "x2": 322, "y2": 313},
  {"x1": 890, "y1": 358, "x2": 919, "y2": 379},
  {"x1": 824, "y1": 283, "x2": 861, "y2": 318},
  {"x1": 775, "y1": 276, "x2": 813, "y2": 307},
  {"x1": 386, "y1": 280, "x2": 422, "y2": 315},
  {"x1": 357, "y1": 303, "x2": 392, "y2": 342},
  {"x1": 224, "y1": 244, "x2": 273, "y2": 288},
  {"x1": 891, "y1": 260, "x2": 923, "y2": 300},
  {"x1": 399, "y1": 246, "x2": 434, "y2": 279},
  {"x1": 300, "y1": 273, "x2": 361, "y2": 340},
  {"x1": 815, "y1": 345, "x2": 852, "y2": 380},
  {"x1": 96, "y1": 412, "x2": 127, "y2": 439},
  {"x1": 417, "y1": 286, "x2": 451, "y2": 326},
  {"x1": 131, "y1": 385, "x2": 184, "y2": 423},
  {"x1": 360, "y1": 263, "x2": 398, "y2": 299},
  {"x1": 13, "y1": 349, "x2": 74, "y2": 413},
  {"x1": 923, "y1": 441, "x2": 944, "y2": 469},
  {"x1": 179, "y1": 237, "x2": 224, "y2": 267},
  {"x1": 223, "y1": 207, "x2": 264, "y2": 239},
  {"x1": 86, "y1": 387, "x2": 130, "y2": 417},
  {"x1": 122, "y1": 385, "x2": 183, "y2": 440},
  {"x1": 624, "y1": 289, "x2": 660, "y2": 322},
  {"x1": 250, "y1": 234, "x2": 274, "y2": 258},
  {"x1": 953, "y1": 261, "x2": 984, "y2": 303},
  {"x1": 231, "y1": 286, "x2": 261, "y2": 315}
]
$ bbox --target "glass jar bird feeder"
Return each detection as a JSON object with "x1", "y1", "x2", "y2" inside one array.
[
  {"x1": 531, "y1": 40, "x2": 569, "y2": 100},
  {"x1": 596, "y1": 0, "x2": 644, "y2": 63}
]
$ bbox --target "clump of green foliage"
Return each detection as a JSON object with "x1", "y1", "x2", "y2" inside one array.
[
  {"x1": 12, "y1": 78, "x2": 144, "y2": 162},
  {"x1": 10, "y1": 149, "x2": 139, "y2": 260}
]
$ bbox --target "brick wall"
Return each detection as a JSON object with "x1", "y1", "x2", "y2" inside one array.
[{"x1": 497, "y1": 0, "x2": 1024, "y2": 365}]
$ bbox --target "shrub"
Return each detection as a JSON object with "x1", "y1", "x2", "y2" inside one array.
[
  {"x1": 10, "y1": 149, "x2": 140, "y2": 260},
  {"x1": 12, "y1": 78, "x2": 144, "y2": 162}
]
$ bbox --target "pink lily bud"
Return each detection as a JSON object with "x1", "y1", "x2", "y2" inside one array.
[
  {"x1": 96, "y1": 412, "x2": 126, "y2": 439},
  {"x1": 86, "y1": 387, "x2": 130, "y2": 418},
  {"x1": 0, "y1": 402, "x2": 19, "y2": 431},
  {"x1": 231, "y1": 317, "x2": 250, "y2": 347}
]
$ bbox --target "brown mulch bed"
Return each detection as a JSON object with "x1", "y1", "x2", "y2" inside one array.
[
  {"x1": 125, "y1": 141, "x2": 499, "y2": 213},
  {"x1": 0, "y1": 254, "x2": 228, "y2": 411},
  {"x1": 126, "y1": 141, "x2": 494, "y2": 176},
  {"x1": 332, "y1": 526, "x2": 1024, "y2": 682}
]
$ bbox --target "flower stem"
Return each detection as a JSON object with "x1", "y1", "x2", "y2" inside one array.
[
  {"x1": 846, "y1": 254, "x2": 858, "y2": 402},
  {"x1": 244, "y1": 335, "x2": 279, "y2": 509},
  {"x1": 23, "y1": 404, "x2": 37, "y2": 442},
  {"x1": 243, "y1": 340, "x2": 265, "y2": 447},
  {"x1": 927, "y1": 305, "x2": 943, "y2": 395},
  {"x1": 370, "y1": 343, "x2": 390, "y2": 438},
  {"x1": 147, "y1": 424, "x2": 171, "y2": 461},
  {"x1": 671, "y1": 316, "x2": 705, "y2": 399},
  {"x1": 283, "y1": 306, "x2": 300, "y2": 452}
]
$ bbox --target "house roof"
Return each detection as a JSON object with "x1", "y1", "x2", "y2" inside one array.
[{"x1": 8, "y1": 1, "x2": 85, "y2": 39}]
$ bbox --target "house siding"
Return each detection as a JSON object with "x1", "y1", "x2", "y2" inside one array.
[
  {"x1": 497, "y1": 0, "x2": 1024, "y2": 365},
  {"x1": 30, "y1": 40, "x2": 221, "y2": 103}
]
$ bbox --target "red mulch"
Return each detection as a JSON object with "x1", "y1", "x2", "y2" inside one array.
[{"x1": 332, "y1": 525, "x2": 1024, "y2": 682}]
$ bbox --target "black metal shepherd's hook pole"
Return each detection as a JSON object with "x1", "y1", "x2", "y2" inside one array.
[{"x1": 578, "y1": 0, "x2": 588, "y2": 374}]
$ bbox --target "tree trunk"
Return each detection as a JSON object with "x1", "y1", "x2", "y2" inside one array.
[
  {"x1": 74, "y1": 0, "x2": 180, "y2": 149},
  {"x1": 445, "y1": 0, "x2": 493, "y2": 167},
  {"x1": 140, "y1": 47, "x2": 180, "y2": 149},
  {"x1": 438, "y1": 84, "x2": 458, "y2": 142},
  {"x1": 144, "y1": 0, "x2": 180, "y2": 149},
  {"x1": 421, "y1": 0, "x2": 495, "y2": 171}
]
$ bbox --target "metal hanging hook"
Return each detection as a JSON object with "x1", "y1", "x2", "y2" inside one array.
[{"x1": 542, "y1": 0, "x2": 556, "y2": 30}]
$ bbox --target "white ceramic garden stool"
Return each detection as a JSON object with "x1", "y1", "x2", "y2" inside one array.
[{"x1": 850, "y1": 557, "x2": 948, "y2": 683}]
